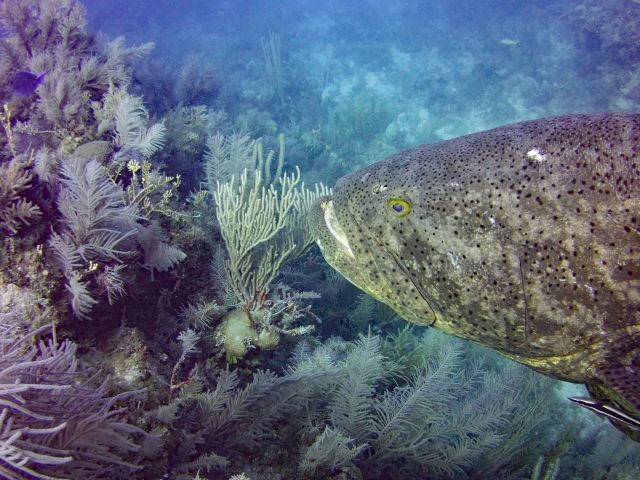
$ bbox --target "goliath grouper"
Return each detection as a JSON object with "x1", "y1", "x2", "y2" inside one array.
[{"x1": 310, "y1": 113, "x2": 640, "y2": 438}]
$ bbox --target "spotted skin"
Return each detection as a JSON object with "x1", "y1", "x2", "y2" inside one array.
[{"x1": 310, "y1": 113, "x2": 640, "y2": 431}]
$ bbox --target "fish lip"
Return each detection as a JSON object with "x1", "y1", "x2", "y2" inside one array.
[{"x1": 320, "y1": 199, "x2": 355, "y2": 260}]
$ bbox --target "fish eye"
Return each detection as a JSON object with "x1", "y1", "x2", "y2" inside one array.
[{"x1": 388, "y1": 198, "x2": 412, "y2": 217}]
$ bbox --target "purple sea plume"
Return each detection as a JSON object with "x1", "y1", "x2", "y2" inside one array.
[
  {"x1": 0, "y1": 323, "x2": 145, "y2": 479},
  {"x1": 11, "y1": 71, "x2": 46, "y2": 96}
]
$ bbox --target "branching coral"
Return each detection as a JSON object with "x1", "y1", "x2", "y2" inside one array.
[
  {"x1": 214, "y1": 167, "x2": 301, "y2": 305},
  {"x1": 213, "y1": 159, "x2": 330, "y2": 307},
  {"x1": 0, "y1": 323, "x2": 144, "y2": 479}
]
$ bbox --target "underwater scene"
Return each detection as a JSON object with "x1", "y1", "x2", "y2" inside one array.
[{"x1": 0, "y1": 0, "x2": 640, "y2": 478}]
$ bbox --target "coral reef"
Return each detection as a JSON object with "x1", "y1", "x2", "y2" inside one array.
[{"x1": 1, "y1": 0, "x2": 639, "y2": 478}]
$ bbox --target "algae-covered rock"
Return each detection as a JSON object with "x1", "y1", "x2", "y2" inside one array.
[
  {"x1": 0, "y1": 283, "x2": 50, "y2": 328},
  {"x1": 102, "y1": 326, "x2": 150, "y2": 390}
]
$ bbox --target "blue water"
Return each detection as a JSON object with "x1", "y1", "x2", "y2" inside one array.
[
  {"x1": 84, "y1": 0, "x2": 639, "y2": 181},
  {"x1": 1, "y1": 0, "x2": 639, "y2": 478}
]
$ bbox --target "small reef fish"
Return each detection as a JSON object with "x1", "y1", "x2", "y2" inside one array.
[
  {"x1": 499, "y1": 38, "x2": 520, "y2": 46},
  {"x1": 569, "y1": 396, "x2": 640, "y2": 432},
  {"x1": 310, "y1": 113, "x2": 640, "y2": 440},
  {"x1": 12, "y1": 71, "x2": 46, "y2": 96}
]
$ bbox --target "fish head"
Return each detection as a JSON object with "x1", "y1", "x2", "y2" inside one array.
[{"x1": 310, "y1": 152, "x2": 440, "y2": 327}]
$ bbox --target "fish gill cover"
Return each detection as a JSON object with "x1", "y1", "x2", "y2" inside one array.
[{"x1": 0, "y1": 0, "x2": 638, "y2": 479}]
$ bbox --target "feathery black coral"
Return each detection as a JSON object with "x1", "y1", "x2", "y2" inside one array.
[
  {"x1": 57, "y1": 159, "x2": 138, "y2": 262},
  {"x1": 294, "y1": 333, "x2": 551, "y2": 478},
  {"x1": 50, "y1": 158, "x2": 138, "y2": 319}
]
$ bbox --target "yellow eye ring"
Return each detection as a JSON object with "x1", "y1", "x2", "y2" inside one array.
[{"x1": 388, "y1": 198, "x2": 412, "y2": 217}]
